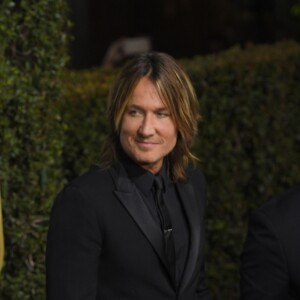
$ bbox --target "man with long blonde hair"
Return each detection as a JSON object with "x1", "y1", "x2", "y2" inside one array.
[{"x1": 46, "y1": 52, "x2": 212, "y2": 300}]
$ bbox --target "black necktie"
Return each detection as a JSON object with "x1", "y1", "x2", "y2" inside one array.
[{"x1": 153, "y1": 175, "x2": 176, "y2": 282}]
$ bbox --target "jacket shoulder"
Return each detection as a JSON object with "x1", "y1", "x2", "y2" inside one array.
[
  {"x1": 66, "y1": 165, "x2": 113, "y2": 194},
  {"x1": 251, "y1": 184, "x2": 300, "y2": 249},
  {"x1": 258, "y1": 184, "x2": 300, "y2": 218},
  {"x1": 186, "y1": 165, "x2": 206, "y2": 186},
  {"x1": 185, "y1": 166, "x2": 207, "y2": 202}
]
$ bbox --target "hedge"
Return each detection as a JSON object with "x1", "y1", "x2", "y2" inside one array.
[
  {"x1": 186, "y1": 41, "x2": 300, "y2": 298},
  {"x1": 59, "y1": 69, "x2": 117, "y2": 182},
  {"x1": 1, "y1": 36, "x2": 300, "y2": 299},
  {"x1": 0, "y1": 0, "x2": 69, "y2": 299},
  {"x1": 60, "y1": 41, "x2": 300, "y2": 300}
]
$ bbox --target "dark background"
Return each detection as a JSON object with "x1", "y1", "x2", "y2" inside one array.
[{"x1": 68, "y1": 0, "x2": 300, "y2": 69}]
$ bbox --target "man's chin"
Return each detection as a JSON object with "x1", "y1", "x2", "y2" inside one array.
[{"x1": 134, "y1": 157, "x2": 163, "y2": 173}]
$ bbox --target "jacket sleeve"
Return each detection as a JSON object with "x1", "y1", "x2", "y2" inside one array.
[
  {"x1": 240, "y1": 210, "x2": 291, "y2": 300},
  {"x1": 46, "y1": 185, "x2": 102, "y2": 300},
  {"x1": 196, "y1": 261, "x2": 213, "y2": 300},
  {"x1": 194, "y1": 169, "x2": 213, "y2": 300}
]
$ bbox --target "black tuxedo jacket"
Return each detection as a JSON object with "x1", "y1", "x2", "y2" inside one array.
[
  {"x1": 240, "y1": 184, "x2": 300, "y2": 300},
  {"x1": 46, "y1": 162, "x2": 212, "y2": 300}
]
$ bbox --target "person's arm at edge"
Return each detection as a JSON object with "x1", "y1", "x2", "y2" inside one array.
[{"x1": 240, "y1": 209, "x2": 289, "y2": 300}]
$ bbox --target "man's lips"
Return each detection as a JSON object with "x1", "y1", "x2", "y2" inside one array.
[{"x1": 135, "y1": 139, "x2": 161, "y2": 148}]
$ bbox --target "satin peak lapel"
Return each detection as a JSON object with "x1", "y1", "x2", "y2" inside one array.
[
  {"x1": 176, "y1": 181, "x2": 202, "y2": 294},
  {"x1": 110, "y1": 163, "x2": 169, "y2": 270}
]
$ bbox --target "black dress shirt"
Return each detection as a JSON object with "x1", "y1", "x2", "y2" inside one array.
[{"x1": 120, "y1": 152, "x2": 189, "y2": 287}]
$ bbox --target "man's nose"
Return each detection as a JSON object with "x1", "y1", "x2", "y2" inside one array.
[{"x1": 138, "y1": 114, "x2": 155, "y2": 136}]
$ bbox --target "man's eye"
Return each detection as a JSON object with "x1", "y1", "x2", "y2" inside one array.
[
  {"x1": 156, "y1": 111, "x2": 169, "y2": 118},
  {"x1": 128, "y1": 109, "x2": 141, "y2": 116}
]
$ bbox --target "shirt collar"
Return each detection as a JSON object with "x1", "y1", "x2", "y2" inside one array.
[{"x1": 118, "y1": 150, "x2": 169, "y2": 196}]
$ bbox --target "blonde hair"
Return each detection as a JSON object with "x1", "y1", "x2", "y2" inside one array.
[{"x1": 100, "y1": 52, "x2": 200, "y2": 182}]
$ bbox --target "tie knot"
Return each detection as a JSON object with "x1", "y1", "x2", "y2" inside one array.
[{"x1": 153, "y1": 174, "x2": 163, "y2": 191}]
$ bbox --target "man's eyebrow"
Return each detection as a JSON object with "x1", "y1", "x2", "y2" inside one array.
[
  {"x1": 126, "y1": 104, "x2": 142, "y2": 109},
  {"x1": 155, "y1": 107, "x2": 169, "y2": 111},
  {"x1": 128, "y1": 102, "x2": 168, "y2": 108}
]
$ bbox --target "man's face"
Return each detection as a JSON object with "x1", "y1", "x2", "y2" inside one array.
[{"x1": 120, "y1": 76, "x2": 177, "y2": 174}]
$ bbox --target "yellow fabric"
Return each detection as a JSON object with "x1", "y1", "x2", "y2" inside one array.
[{"x1": 0, "y1": 190, "x2": 4, "y2": 271}]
